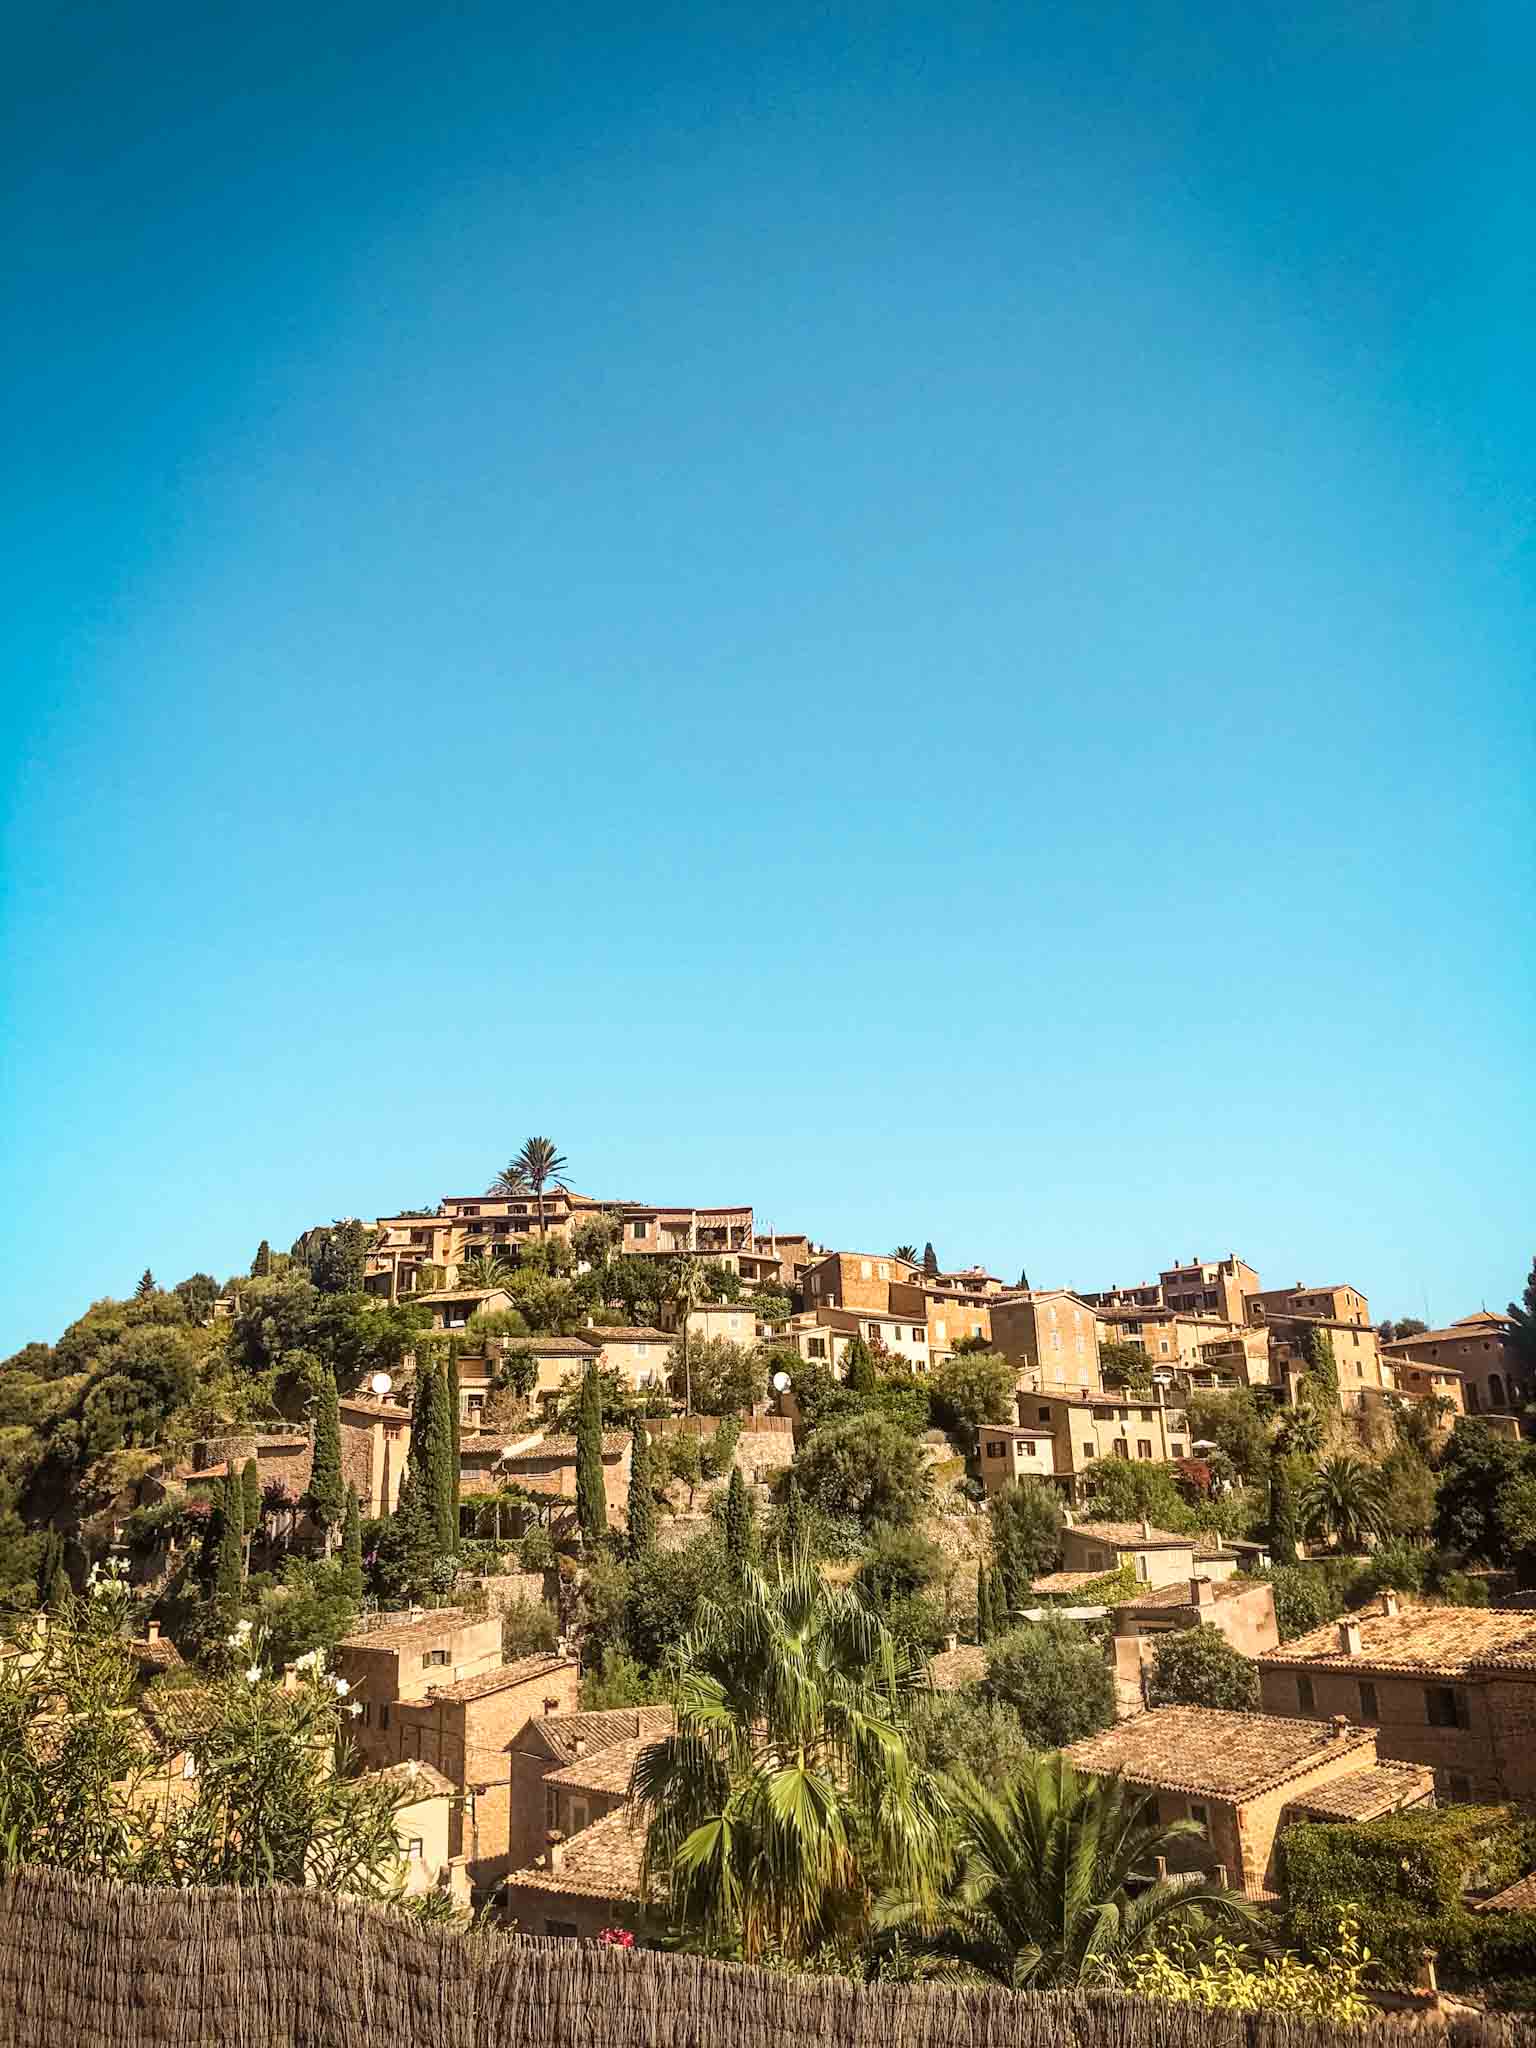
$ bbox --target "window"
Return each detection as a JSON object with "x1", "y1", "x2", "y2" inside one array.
[
  {"x1": 1020, "y1": 1440, "x2": 1036, "y2": 1456},
  {"x1": 1297, "y1": 1675, "x2": 1315, "y2": 1713},
  {"x1": 1082, "y1": 1441, "x2": 1095, "y2": 1460},
  {"x1": 1358, "y1": 1681, "x2": 1379, "y2": 1722},
  {"x1": 877, "y1": 1262, "x2": 888, "y2": 1279},
  {"x1": 1187, "y1": 1801, "x2": 1210, "y2": 1833},
  {"x1": 380, "y1": 1704, "x2": 390, "y2": 1729},
  {"x1": 407, "y1": 1837, "x2": 424, "y2": 1860},
  {"x1": 1112, "y1": 1440, "x2": 1129, "y2": 1459},
  {"x1": 632, "y1": 1220, "x2": 649, "y2": 1239},
  {"x1": 807, "y1": 1339, "x2": 826, "y2": 1359},
  {"x1": 570, "y1": 1799, "x2": 589, "y2": 1832},
  {"x1": 1038, "y1": 1407, "x2": 1051, "y2": 1422},
  {"x1": 1136, "y1": 1439, "x2": 1153, "y2": 1460},
  {"x1": 861, "y1": 1260, "x2": 872, "y2": 1279},
  {"x1": 934, "y1": 1319, "x2": 946, "y2": 1341},
  {"x1": 987, "y1": 1441, "x2": 1005, "y2": 1458},
  {"x1": 1425, "y1": 1686, "x2": 1467, "y2": 1729},
  {"x1": 461, "y1": 1205, "x2": 479, "y2": 1217},
  {"x1": 1170, "y1": 1441, "x2": 1185, "y2": 1457},
  {"x1": 1444, "y1": 1773, "x2": 1473, "y2": 1804},
  {"x1": 361, "y1": 1702, "x2": 373, "y2": 1726},
  {"x1": 912, "y1": 1329, "x2": 924, "y2": 1342},
  {"x1": 467, "y1": 1394, "x2": 484, "y2": 1412},
  {"x1": 422, "y1": 1648, "x2": 450, "y2": 1668},
  {"x1": 1139, "y1": 1408, "x2": 1154, "y2": 1422}
]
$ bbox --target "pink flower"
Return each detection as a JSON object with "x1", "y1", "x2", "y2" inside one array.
[{"x1": 597, "y1": 1927, "x2": 634, "y2": 1948}]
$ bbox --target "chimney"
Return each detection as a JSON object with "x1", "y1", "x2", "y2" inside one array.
[
  {"x1": 542, "y1": 1695, "x2": 560, "y2": 1716},
  {"x1": 943, "y1": 1632, "x2": 958, "y2": 1654},
  {"x1": 1331, "y1": 1713, "x2": 1352, "y2": 1736},
  {"x1": 546, "y1": 1833, "x2": 565, "y2": 1872},
  {"x1": 146, "y1": 1621, "x2": 161, "y2": 1644},
  {"x1": 572, "y1": 1735, "x2": 586, "y2": 1756},
  {"x1": 1338, "y1": 1621, "x2": 1362, "y2": 1657},
  {"x1": 1190, "y1": 1577, "x2": 1214, "y2": 1607},
  {"x1": 1141, "y1": 1518, "x2": 1152, "y2": 1540},
  {"x1": 1062, "y1": 1507, "x2": 1075, "y2": 1527},
  {"x1": 1382, "y1": 1591, "x2": 1400, "y2": 1617}
]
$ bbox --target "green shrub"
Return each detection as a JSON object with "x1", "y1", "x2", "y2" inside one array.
[{"x1": 1285, "y1": 1807, "x2": 1532, "y2": 1983}]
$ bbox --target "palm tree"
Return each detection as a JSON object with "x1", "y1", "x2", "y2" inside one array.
[
  {"x1": 1302, "y1": 1455, "x2": 1391, "y2": 1553},
  {"x1": 1275, "y1": 1402, "x2": 1325, "y2": 1459},
  {"x1": 491, "y1": 1137, "x2": 568, "y2": 1239},
  {"x1": 459, "y1": 1253, "x2": 514, "y2": 1290},
  {"x1": 670, "y1": 1253, "x2": 705, "y2": 1416},
  {"x1": 877, "y1": 1755, "x2": 1254, "y2": 1987},
  {"x1": 891, "y1": 1245, "x2": 920, "y2": 1266},
  {"x1": 631, "y1": 1559, "x2": 946, "y2": 1962}
]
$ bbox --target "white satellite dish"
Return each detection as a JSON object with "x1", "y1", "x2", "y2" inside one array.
[
  {"x1": 369, "y1": 1371, "x2": 394, "y2": 1396},
  {"x1": 771, "y1": 1370, "x2": 791, "y2": 1393}
]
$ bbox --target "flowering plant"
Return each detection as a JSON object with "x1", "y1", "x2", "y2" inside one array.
[{"x1": 597, "y1": 1927, "x2": 635, "y2": 1948}]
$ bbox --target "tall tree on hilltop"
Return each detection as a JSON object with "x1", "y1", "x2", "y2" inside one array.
[
  {"x1": 976, "y1": 1558, "x2": 993, "y2": 1642},
  {"x1": 1304, "y1": 1455, "x2": 1391, "y2": 1553},
  {"x1": 627, "y1": 1419, "x2": 656, "y2": 1557},
  {"x1": 1016, "y1": 1267, "x2": 1031, "y2": 1292},
  {"x1": 136, "y1": 1270, "x2": 157, "y2": 1298},
  {"x1": 922, "y1": 1243, "x2": 940, "y2": 1279},
  {"x1": 575, "y1": 1363, "x2": 608, "y2": 1545},
  {"x1": 724, "y1": 1465, "x2": 753, "y2": 1569},
  {"x1": 1508, "y1": 1255, "x2": 1536, "y2": 1377},
  {"x1": 1303, "y1": 1327, "x2": 1340, "y2": 1407},
  {"x1": 492, "y1": 1138, "x2": 568, "y2": 1238},
  {"x1": 671, "y1": 1254, "x2": 705, "y2": 1416},
  {"x1": 339, "y1": 1484, "x2": 364, "y2": 1600},
  {"x1": 892, "y1": 1245, "x2": 919, "y2": 1266},
  {"x1": 306, "y1": 1364, "x2": 345, "y2": 1551},
  {"x1": 250, "y1": 1240, "x2": 272, "y2": 1278},
  {"x1": 376, "y1": 1466, "x2": 435, "y2": 1602}
]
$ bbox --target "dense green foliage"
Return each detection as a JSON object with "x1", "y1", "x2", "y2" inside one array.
[
  {"x1": 1145, "y1": 1625, "x2": 1260, "y2": 1710},
  {"x1": 987, "y1": 1480, "x2": 1063, "y2": 1607},
  {"x1": 791, "y1": 1414, "x2": 928, "y2": 1530},
  {"x1": 982, "y1": 1621, "x2": 1116, "y2": 1748},
  {"x1": 574, "y1": 1363, "x2": 608, "y2": 1545}
]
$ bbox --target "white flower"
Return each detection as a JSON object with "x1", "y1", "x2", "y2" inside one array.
[
  {"x1": 345, "y1": 1702, "x2": 363, "y2": 1718},
  {"x1": 332, "y1": 1678, "x2": 350, "y2": 1698},
  {"x1": 234, "y1": 1619, "x2": 253, "y2": 1640},
  {"x1": 245, "y1": 1665, "x2": 261, "y2": 1684}
]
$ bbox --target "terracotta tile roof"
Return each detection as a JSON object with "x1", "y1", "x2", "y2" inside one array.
[
  {"x1": 130, "y1": 1636, "x2": 184, "y2": 1672},
  {"x1": 337, "y1": 1610, "x2": 478, "y2": 1652},
  {"x1": 519, "y1": 1706, "x2": 675, "y2": 1768},
  {"x1": 1069, "y1": 1521, "x2": 1192, "y2": 1551},
  {"x1": 1031, "y1": 1570, "x2": 1113, "y2": 1595},
  {"x1": 139, "y1": 1687, "x2": 220, "y2": 1755},
  {"x1": 505, "y1": 1433, "x2": 630, "y2": 1461},
  {"x1": 516, "y1": 1337, "x2": 603, "y2": 1356},
  {"x1": 423, "y1": 1653, "x2": 572, "y2": 1703},
  {"x1": 1113, "y1": 1578, "x2": 1256, "y2": 1614},
  {"x1": 1065, "y1": 1706, "x2": 1378, "y2": 1801},
  {"x1": 1281, "y1": 1762, "x2": 1434, "y2": 1822},
  {"x1": 929, "y1": 1644, "x2": 986, "y2": 1690},
  {"x1": 371, "y1": 1759, "x2": 459, "y2": 1801},
  {"x1": 503, "y1": 1805, "x2": 647, "y2": 1902},
  {"x1": 1259, "y1": 1603, "x2": 1536, "y2": 1680},
  {"x1": 544, "y1": 1722, "x2": 674, "y2": 1797},
  {"x1": 1383, "y1": 1323, "x2": 1510, "y2": 1350},
  {"x1": 1480, "y1": 1873, "x2": 1536, "y2": 1913},
  {"x1": 587, "y1": 1327, "x2": 670, "y2": 1343}
]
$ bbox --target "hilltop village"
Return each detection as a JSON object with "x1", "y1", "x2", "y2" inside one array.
[{"x1": 2, "y1": 1141, "x2": 1535, "y2": 2007}]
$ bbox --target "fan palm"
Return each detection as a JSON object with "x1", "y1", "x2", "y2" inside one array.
[
  {"x1": 1274, "y1": 1402, "x2": 1325, "y2": 1458},
  {"x1": 891, "y1": 1245, "x2": 920, "y2": 1266},
  {"x1": 459, "y1": 1253, "x2": 514, "y2": 1290},
  {"x1": 491, "y1": 1138, "x2": 568, "y2": 1238},
  {"x1": 876, "y1": 1754, "x2": 1255, "y2": 1987},
  {"x1": 1302, "y1": 1455, "x2": 1391, "y2": 1552},
  {"x1": 631, "y1": 1558, "x2": 946, "y2": 1963}
]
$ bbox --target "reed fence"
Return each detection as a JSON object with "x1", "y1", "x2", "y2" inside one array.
[{"x1": 0, "y1": 1867, "x2": 1530, "y2": 2048}]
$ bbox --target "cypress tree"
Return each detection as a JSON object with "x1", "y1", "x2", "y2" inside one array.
[
  {"x1": 1016, "y1": 1266, "x2": 1031, "y2": 1291},
  {"x1": 307, "y1": 1364, "x2": 345, "y2": 1546},
  {"x1": 1268, "y1": 1453, "x2": 1300, "y2": 1566},
  {"x1": 340, "y1": 1484, "x2": 364, "y2": 1599},
  {"x1": 627, "y1": 1419, "x2": 656, "y2": 1558},
  {"x1": 447, "y1": 1340, "x2": 462, "y2": 1543},
  {"x1": 251, "y1": 1240, "x2": 272, "y2": 1278},
  {"x1": 214, "y1": 1479, "x2": 244, "y2": 1611},
  {"x1": 992, "y1": 1564, "x2": 1010, "y2": 1632},
  {"x1": 843, "y1": 1336, "x2": 878, "y2": 1395},
  {"x1": 424, "y1": 1361, "x2": 457, "y2": 1554},
  {"x1": 240, "y1": 1458, "x2": 260, "y2": 1537},
  {"x1": 724, "y1": 1465, "x2": 752, "y2": 1569},
  {"x1": 922, "y1": 1243, "x2": 939, "y2": 1279},
  {"x1": 976, "y1": 1558, "x2": 992, "y2": 1642},
  {"x1": 136, "y1": 1269, "x2": 157, "y2": 1297},
  {"x1": 35, "y1": 1531, "x2": 67, "y2": 1611},
  {"x1": 575, "y1": 1364, "x2": 608, "y2": 1545},
  {"x1": 782, "y1": 1473, "x2": 806, "y2": 1559},
  {"x1": 378, "y1": 1468, "x2": 435, "y2": 1602}
]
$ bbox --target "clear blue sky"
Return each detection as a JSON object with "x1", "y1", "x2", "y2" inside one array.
[{"x1": 2, "y1": 0, "x2": 1531, "y2": 1355}]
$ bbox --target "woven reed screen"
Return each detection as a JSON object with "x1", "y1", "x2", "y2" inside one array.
[{"x1": 0, "y1": 1867, "x2": 1528, "y2": 2048}]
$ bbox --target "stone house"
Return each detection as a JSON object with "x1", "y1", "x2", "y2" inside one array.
[
  {"x1": 923, "y1": 1286, "x2": 993, "y2": 1357},
  {"x1": 543, "y1": 1726, "x2": 669, "y2": 1843},
  {"x1": 500, "y1": 1804, "x2": 651, "y2": 1939},
  {"x1": 1384, "y1": 1313, "x2": 1521, "y2": 1417},
  {"x1": 1110, "y1": 1574, "x2": 1279, "y2": 1715},
  {"x1": 1017, "y1": 1396, "x2": 1191, "y2": 1496},
  {"x1": 976, "y1": 1422, "x2": 1058, "y2": 1492},
  {"x1": 366, "y1": 1759, "x2": 470, "y2": 1907},
  {"x1": 506, "y1": 1706, "x2": 676, "y2": 1873},
  {"x1": 586, "y1": 1327, "x2": 672, "y2": 1395},
  {"x1": 801, "y1": 1251, "x2": 919, "y2": 1316},
  {"x1": 500, "y1": 1431, "x2": 632, "y2": 1524},
  {"x1": 1060, "y1": 1518, "x2": 1223, "y2": 1590},
  {"x1": 1066, "y1": 1706, "x2": 1433, "y2": 1898},
  {"x1": 989, "y1": 1290, "x2": 1102, "y2": 1392},
  {"x1": 336, "y1": 1611, "x2": 506, "y2": 1771},
  {"x1": 1247, "y1": 1282, "x2": 1371, "y2": 1327},
  {"x1": 1264, "y1": 1315, "x2": 1393, "y2": 1410},
  {"x1": 1258, "y1": 1597, "x2": 1536, "y2": 1804},
  {"x1": 336, "y1": 1396, "x2": 414, "y2": 1518}
]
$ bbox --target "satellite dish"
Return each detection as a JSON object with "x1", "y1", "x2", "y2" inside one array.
[
  {"x1": 771, "y1": 1370, "x2": 791, "y2": 1393},
  {"x1": 369, "y1": 1372, "x2": 394, "y2": 1396}
]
